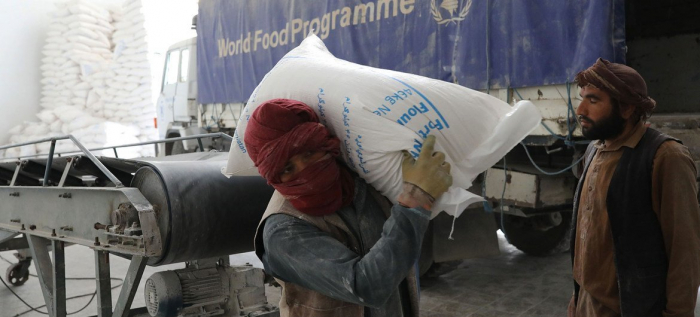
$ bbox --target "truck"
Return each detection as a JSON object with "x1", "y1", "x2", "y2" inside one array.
[{"x1": 156, "y1": 0, "x2": 700, "y2": 258}]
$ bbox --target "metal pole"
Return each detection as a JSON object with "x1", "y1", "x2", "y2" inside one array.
[
  {"x1": 197, "y1": 138, "x2": 204, "y2": 152},
  {"x1": 27, "y1": 235, "x2": 56, "y2": 316},
  {"x1": 57, "y1": 158, "x2": 73, "y2": 187},
  {"x1": 43, "y1": 140, "x2": 56, "y2": 187},
  {"x1": 10, "y1": 160, "x2": 21, "y2": 186},
  {"x1": 1, "y1": 132, "x2": 234, "y2": 161},
  {"x1": 0, "y1": 135, "x2": 68, "y2": 151},
  {"x1": 52, "y1": 240, "x2": 66, "y2": 317},
  {"x1": 113, "y1": 148, "x2": 119, "y2": 158},
  {"x1": 112, "y1": 256, "x2": 147, "y2": 317},
  {"x1": 95, "y1": 250, "x2": 112, "y2": 317}
]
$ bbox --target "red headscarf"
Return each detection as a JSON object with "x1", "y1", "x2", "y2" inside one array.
[{"x1": 244, "y1": 99, "x2": 354, "y2": 216}]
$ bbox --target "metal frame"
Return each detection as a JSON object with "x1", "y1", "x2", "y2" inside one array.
[
  {"x1": 0, "y1": 230, "x2": 17, "y2": 244},
  {"x1": 112, "y1": 256, "x2": 147, "y2": 317},
  {"x1": 1, "y1": 234, "x2": 149, "y2": 317},
  {"x1": 0, "y1": 186, "x2": 161, "y2": 316},
  {"x1": 25, "y1": 235, "x2": 66, "y2": 317},
  {"x1": 0, "y1": 135, "x2": 124, "y2": 187},
  {"x1": 0, "y1": 132, "x2": 232, "y2": 167},
  {"x1": 0, "y1": 186, "x2": 161, "y2": 255},
  {"x1": 94, "y1": 250, "x2": 112, "y2": 317},
  {"x1": 0, "y1": 134, "x2": 236, "y2": 316}
]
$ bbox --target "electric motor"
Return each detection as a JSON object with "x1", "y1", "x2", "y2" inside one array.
[{"x1": 144, "y1": 264, "x2": 278, "y2": 317}]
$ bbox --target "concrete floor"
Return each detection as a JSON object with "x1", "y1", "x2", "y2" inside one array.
[{"x1": 1, "y1": 232, "x2": 698, "y2": 317}]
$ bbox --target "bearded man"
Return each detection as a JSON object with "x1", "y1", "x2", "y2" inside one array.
[
  {"x1": 245, "y1": 99, "x2": 452, "y2": 317},
  {"x1": 569, "y1": 58, "x2": 700, "y2": 317}
]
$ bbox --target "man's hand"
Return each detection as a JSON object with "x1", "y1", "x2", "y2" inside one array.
[{"x1": 398, "y1": 135, "x2": 453, "y2": 209}]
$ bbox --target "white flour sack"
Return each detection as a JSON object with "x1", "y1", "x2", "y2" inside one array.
[{"x1": 223, "y1": 34, "x2": 541, "y2": 218}]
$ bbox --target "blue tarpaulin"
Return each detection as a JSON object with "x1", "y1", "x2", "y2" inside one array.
[{"x1": 197, "y1": 0, "x2": 625, "y2": 104}]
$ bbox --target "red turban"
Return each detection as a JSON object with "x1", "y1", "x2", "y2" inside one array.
[
  {"x1": 244, "y1": 99, "x2": 353, "y2": 216},
  {"x1": 576, "y1": 58, "x2": 656, "y2": 119}
]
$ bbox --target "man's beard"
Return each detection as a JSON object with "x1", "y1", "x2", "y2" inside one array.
[{"x1": 579, "y1": 107, "x2": 626, "y2": 141}]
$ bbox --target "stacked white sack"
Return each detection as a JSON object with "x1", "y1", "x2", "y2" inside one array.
[
  {"x1": 3, "y1": 122, "x2": 42, "y2": 158},
  {"x1": 3, "y1": 0, "x2": 114, "y2": 159},
  {"x1": 107, "y1": 0, "x2": 157, "y2": 157},
  {"x1": 224, "y1": 34, "x2": 542, "y2": 219},
  {"x1": 3, "y1": 0, "x2": 155, "y2": 160},
  {"x1": 33, "y1": 107, "x2": 140, "y2": 157},
  {"x1": 3, "y1": 108, "x2": 140, "y2": 160},
  {"x1": 41, "y1": 0, "x2": 114, "y2": 113},
  {"x1": 3, "y1": 0, "x2": 157, "y2": 159}
]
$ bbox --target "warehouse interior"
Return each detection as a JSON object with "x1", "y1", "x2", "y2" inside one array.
[{"x1": 1, "y1": 0, "x2": 699, "y2": 316}]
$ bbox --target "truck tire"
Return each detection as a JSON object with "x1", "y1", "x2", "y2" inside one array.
[
  {"x1": 499, "y1": 212, "x2": 572, "y2": 256},
  {"x1": 417, "y1": 221, "x2": 461, "y2": 278}
]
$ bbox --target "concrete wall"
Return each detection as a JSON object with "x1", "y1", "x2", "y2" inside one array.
[{"x1": 627, "y1": 32, "x2": 700, "y2": 114}]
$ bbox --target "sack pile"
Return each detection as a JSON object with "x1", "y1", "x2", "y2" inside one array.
[
  {"x1": 3, "y1": 0, "x2": 157, "y2": 160},
  {"x1": 103, "y1": 0, "x2": 157, "y2": 143},
  {"x1": 224, "y1": 34, "x2": 542, "y2": 218}
]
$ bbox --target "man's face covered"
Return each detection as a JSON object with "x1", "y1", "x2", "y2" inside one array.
[{"x1": 243, "y1": 99, "x2": 353, "y2": 216}]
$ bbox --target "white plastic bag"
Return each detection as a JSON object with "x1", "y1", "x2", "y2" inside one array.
[{"x1": 223, "y1": 34, "x2": 541, "y2": 218}]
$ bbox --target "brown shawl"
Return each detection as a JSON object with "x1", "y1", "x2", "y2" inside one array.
[{"x1": 576, "y1": 58, "x2": 656, "y2": 119}]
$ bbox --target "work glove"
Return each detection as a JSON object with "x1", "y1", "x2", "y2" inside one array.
[{"x1": 398, "y1": 135, "x2": 452, "y2": 209}]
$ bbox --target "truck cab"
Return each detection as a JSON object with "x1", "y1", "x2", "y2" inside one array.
[
  {"x1": 157, "y1": 38, "x2": 197, "y2": 155},
  {"x1": 157, "y1": 38, "x2": 241, "y2": 155}
]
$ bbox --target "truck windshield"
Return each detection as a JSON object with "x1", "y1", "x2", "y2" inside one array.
[{"x1": 164, "y1": 50, "x2": 180, "y2": 86}]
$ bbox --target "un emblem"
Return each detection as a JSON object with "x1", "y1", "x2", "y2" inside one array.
[{"x1": 431, "y1": 0, "x2": 472, "y2": 25}]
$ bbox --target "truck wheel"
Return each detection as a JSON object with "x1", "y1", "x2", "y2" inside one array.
[
  {"x1": 171, "y1": 141, "x2": 191, "y2": 155},
  {"x1": 498, "y1": 212, "x2": 572, "y2": 256}
]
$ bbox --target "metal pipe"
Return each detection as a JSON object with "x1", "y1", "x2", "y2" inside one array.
[
  {"x1": 112, "y1": 256, "x2": 147, "y2": 317},
  {"x1": 95, "y1": 250, "x2": 112, "y2": 317},
  {"x1": 27, "y1": 235, "x2": 57, "y2": 316},
  {"x1": 52, "y1": 240, "x2": 66, "y2": 317},
  {"x1": 0, "y1": 135, "x2": 69, "y2": 151},
  {"x1": 57, "y1": 158, "x2": 73, "y2": 187},
  {"x1": 10, "y1": 161, "x2": 21, "y2": 186},
  {"x1": 197, "y1": 138, "x2": 204, "y2": 152},
  {"x1": 43, "y1": 140, "x2": 56, "y2": 186},
  {"x1": 68, "y1": 132, "x2": 232, "y2": 152},
  {"x1": 1, "y1": 133, "x2": 233, "y2": 161}
]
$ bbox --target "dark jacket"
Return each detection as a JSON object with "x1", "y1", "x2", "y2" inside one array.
[
  {"x1": 255, "y1": 177, "x2": 427, "y2": 317},
  {"x1": 572, "y1": 128, "x2": 678, "y2": 316}
]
